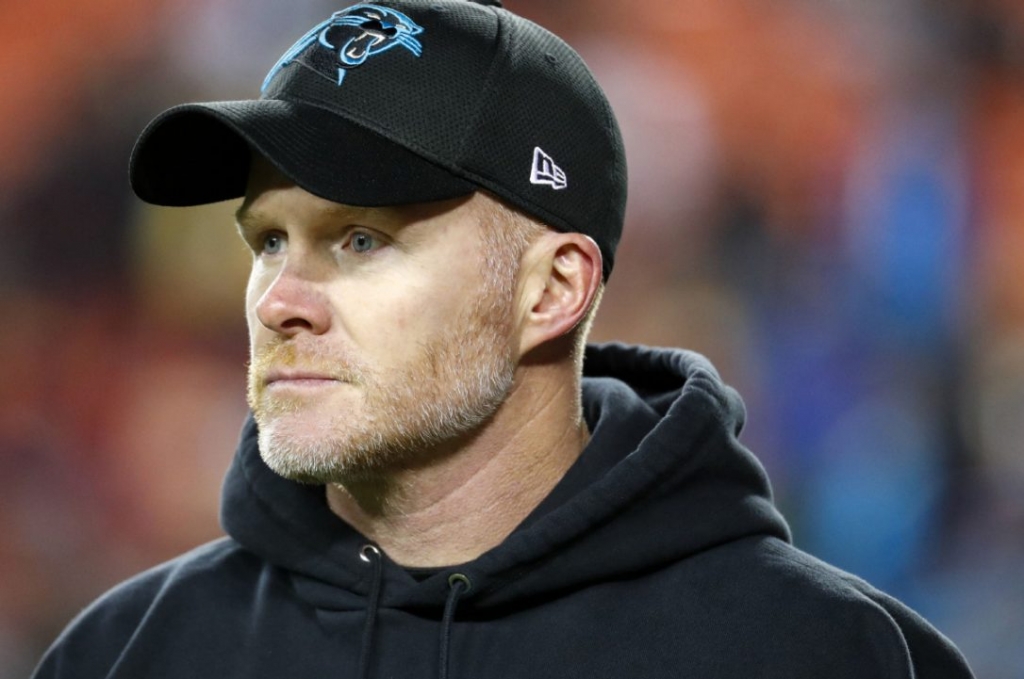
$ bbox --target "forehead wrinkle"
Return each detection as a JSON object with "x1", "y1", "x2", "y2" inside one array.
[{"x1": 235, "y1": 200, "x2": 404, "y2": 237}]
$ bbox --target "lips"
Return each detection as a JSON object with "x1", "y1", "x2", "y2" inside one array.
[{"x1": 264, "y1": 369, "x2": 340, "y2": 387}]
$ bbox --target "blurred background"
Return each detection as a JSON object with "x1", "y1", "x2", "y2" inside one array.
[{"x1": 2, "y1": 0, "x2": 1022, "y2": 675}]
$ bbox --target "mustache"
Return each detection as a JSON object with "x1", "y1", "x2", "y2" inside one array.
[{"x1": 248, "y1": 338, "x2": 366, "y2": 385}]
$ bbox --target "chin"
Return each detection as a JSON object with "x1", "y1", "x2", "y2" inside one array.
[{"x1": 255, "y1": 414, "x2": 393, "y2": 485}]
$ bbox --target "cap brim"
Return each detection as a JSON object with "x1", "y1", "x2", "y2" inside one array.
[{"x1": 129, "y1": 99, "x2": 477, "y2": 207}]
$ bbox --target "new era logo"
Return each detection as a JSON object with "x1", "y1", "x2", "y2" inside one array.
[{"x1": 530, "y1": 147, "x2": 567, "y2": 190}]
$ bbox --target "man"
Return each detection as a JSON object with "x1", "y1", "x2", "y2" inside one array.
[{"x1": 34, "y1": 1, "x2": 974, "y2": 677}]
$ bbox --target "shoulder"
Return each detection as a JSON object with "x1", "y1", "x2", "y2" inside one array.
[
  {"x1": 693, "y1": 537, "x2": 974, "y2": 678},
  {"x1": 31, "y1": 538, "x2": 264, "y2": 679}
]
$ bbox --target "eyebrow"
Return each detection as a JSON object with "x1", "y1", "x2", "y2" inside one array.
[
  {"x1": 234, "y1": 206, "x2": 268, "y2": 233},
  {"x1": 233, "y1": 208, "x2": 275, "y2": 247},
  {"x1": 234, "y1": 204, "x2": 409, "y2": 240}
]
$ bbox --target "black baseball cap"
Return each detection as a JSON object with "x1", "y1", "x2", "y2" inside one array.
[{"x1": 130, "y1": 0, "x2": 627, "y2": 278}]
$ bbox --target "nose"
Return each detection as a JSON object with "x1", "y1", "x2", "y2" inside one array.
[{"x1": 254, "y1": 266, "x2": 331, "y2": 337}]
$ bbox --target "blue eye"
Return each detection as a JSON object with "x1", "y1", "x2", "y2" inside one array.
[
  {"x1": 350, "y1": 232, "x2": 378, "y2": 253},
  {"x1": 262, "y1": 233, "x2": 285, "y2": 255}
]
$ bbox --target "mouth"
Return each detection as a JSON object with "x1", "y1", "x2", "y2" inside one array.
[{"x1": 264, "y1": 370, "x2": 342, "y2": 388}]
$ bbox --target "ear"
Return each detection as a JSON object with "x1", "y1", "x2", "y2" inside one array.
[{"x1": 516, "y1": 232, "x2": 602, "y2": 357}]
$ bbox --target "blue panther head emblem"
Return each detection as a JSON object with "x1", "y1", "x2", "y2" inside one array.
[{"x1": 261, "y1": 4, "x2": 424, "y2": 92}]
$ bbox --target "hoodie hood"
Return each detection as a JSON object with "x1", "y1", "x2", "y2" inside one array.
[{"x1": 220, "y1": 343, "x2": 790, "y2": 613}]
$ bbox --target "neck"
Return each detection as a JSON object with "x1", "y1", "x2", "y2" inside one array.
[{"x1": 325, "y1": 363, "x2": 588, "y2": 567}]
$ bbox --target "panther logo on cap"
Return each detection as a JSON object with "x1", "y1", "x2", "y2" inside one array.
[{"x1": 261, "y1": 4, "x2": 424, "y2": 92}]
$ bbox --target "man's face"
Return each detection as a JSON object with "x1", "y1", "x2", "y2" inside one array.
[{"x1": 240, "y1": 158, "x2": 519, "y2": 484}]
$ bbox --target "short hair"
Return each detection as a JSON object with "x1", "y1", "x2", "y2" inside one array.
[{"x1": 479, "y1": 193, "x2": 604, "y2": 372}]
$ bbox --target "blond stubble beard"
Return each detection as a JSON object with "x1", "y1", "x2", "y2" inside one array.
[{"x1": 246, "y1": 271, "x2": 519, "y2": 486}]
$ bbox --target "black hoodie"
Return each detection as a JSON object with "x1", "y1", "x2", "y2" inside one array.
[{"x1": 33, "y1": 344, "x2": 974, "y2": 678}]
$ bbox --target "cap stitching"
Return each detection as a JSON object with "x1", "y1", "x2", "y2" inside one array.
[{"x1": 454, "y1": 5, "x2": 509, "y2": 167}]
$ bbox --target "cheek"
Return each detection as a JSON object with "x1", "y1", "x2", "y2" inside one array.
[
  {"x1": 341, "y1": 287, "x2": 423, "y2": 347},
  {"x1": 338, "y1": 278, "x2": 467, "y2": 359}
]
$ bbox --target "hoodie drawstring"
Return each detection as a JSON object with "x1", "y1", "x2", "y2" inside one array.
[
  {"x1": 438, "y1": 573, "x2": 470, "y2": 679},
  {"x1": 357, "y1": 545, "x2": 383, "y2": 679},
  {"x1": 355, "y1": 549, "x2": 469, "y2": 679}
]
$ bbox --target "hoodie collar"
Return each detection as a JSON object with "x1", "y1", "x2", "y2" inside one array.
[{"x1": 220, "y1": 343, "x2": 790, "y2": 611}]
